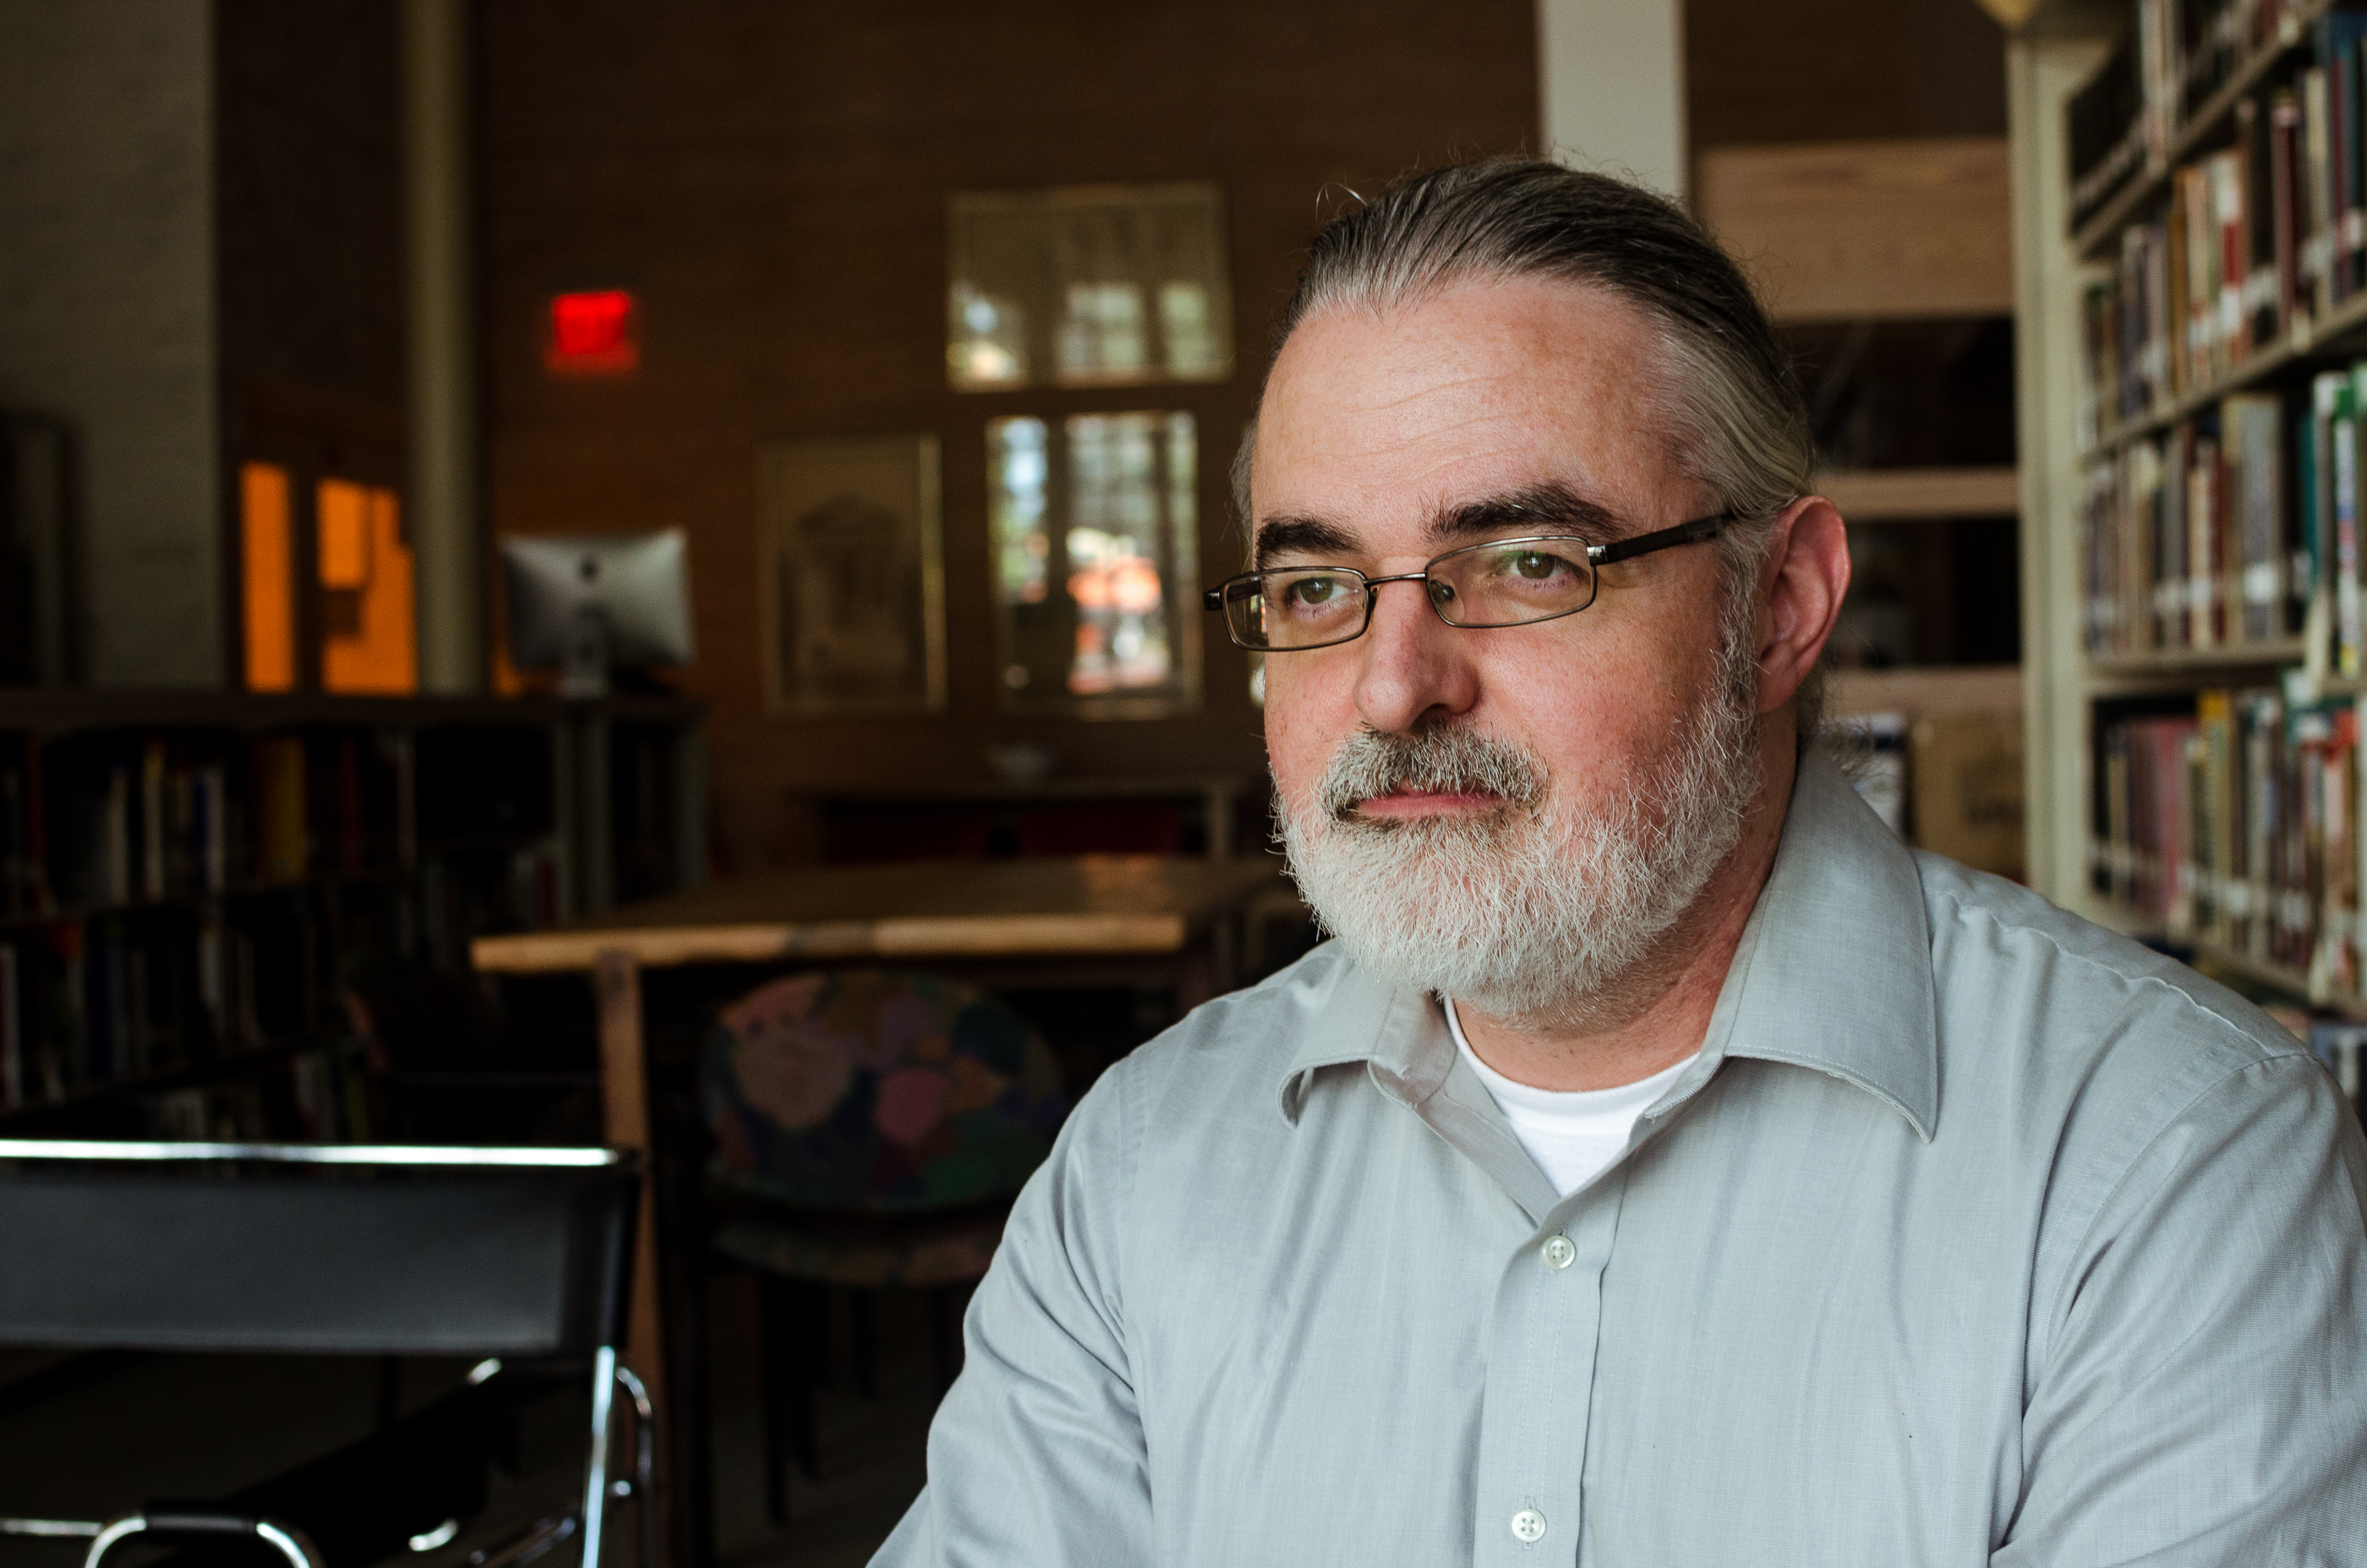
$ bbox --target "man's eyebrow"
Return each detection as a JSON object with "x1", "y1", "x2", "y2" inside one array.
[
  {"x1": 1254, "y1": 515, "x2": 1360, "y2": 566},
  {"x1": 1428, "y1": 483, "x2": 1626, "y2": 547}
]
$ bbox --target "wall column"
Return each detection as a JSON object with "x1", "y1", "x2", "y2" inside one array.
[
  {"x1": 2007, "y1": 33, "x2": 2107, "y2": 907},
  {"x1": 0, "y1": 0, "x2": 220, "y2": 687},
  {"x1": 402, "y1": 0, "x2": 484, "y2": 693},
  {"x1": 1536, "y1": 0, "x2": 1690, "y2": 199}
]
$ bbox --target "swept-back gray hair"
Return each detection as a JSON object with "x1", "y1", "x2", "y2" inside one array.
[{"x1": 1237, "y1": 158, "x2": 1823, "y2": 744}]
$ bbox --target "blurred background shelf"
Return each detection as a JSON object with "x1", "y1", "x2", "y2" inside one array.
[
  {"x1": 1828, "y1": 664, "x2": 2025, "y2": 717},
  {"x1": 1815, "y1": 466, "x2": 2020, "y2": 520}
]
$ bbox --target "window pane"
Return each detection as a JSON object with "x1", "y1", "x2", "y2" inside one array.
[
  {"x1": 320, "y1": 485, "x2": 417, "y2": 695},
  {"x1": 991, "y1": 412, "x2": 1201, "y2": 715},
  {"x1": 950, "y1": 285, "x2": 1028, "y2": 388},
  {"x1": 1058, "y1": 281, "x2": 1148, "y2": 382},
  {"x1": 240, "y1": 462, "x2": 295, "y2": 691},
  {"x1": 949, "y1": 184, "x2": 1232, "y2": 391}
]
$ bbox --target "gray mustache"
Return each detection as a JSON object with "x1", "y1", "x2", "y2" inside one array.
[{"x1": 1315, "y1": 724, "x2": 1545, "y2": 820}]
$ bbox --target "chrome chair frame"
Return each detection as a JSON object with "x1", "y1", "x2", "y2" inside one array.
[{"x1": 3, "y1": 1510, "x2": 325, "y2": 1568}]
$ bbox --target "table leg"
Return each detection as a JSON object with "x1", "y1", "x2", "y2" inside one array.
[{"x1": 597, "y1": 949, "x2": 677, "y2": 1562}]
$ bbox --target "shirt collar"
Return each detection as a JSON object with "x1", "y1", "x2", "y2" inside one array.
[
  {"x1": 1275, "y1": 747, "x2": 1938, "y2": 1141},
  {"x1": 1701, "y1": 747, "x2": 1938, "y2": 1140}
]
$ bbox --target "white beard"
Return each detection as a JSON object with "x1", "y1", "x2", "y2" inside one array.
[{"x1": 1277, "y1": 617, "x2": 1764, "y2": 1029}]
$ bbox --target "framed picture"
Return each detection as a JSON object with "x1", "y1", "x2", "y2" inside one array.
[{"x1": 758, "y1": 434, "x2": 947, "y2": 713}]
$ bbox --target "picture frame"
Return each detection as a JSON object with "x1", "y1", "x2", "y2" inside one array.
[{"x1": 757, "y1": 434, "x2": 947, "y2": 714}]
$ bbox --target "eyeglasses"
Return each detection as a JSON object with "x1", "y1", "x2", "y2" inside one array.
[{"x1": 1202, "y1": 511, "x2": 1736, "y2": 653}]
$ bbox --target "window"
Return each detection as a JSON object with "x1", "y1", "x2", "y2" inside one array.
[
  {"x1": 315, "y1": 479, "x2": 417, "y2": 695},
  {"x1": 948, "y1": 185, "x2": 1232, "y2": 391},
  {"x1": 238, "y1": 464, "x2": 415, "y2": 694},
  {"x1": 954, "y1": 183, "x2": 1230, "y2": 718},
  {"x1": 241, "y1": 462, "x2": 296, "y2": 691},
  {"x1": 990, "y1": 412, "x2": 1200, "y2": 716}
]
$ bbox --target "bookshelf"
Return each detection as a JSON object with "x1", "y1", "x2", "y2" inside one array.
[
  {"x1": 1698, "y1": 138, "x2": 2027, "y2": 871},
  {"x1": 2013, "y1": 1, "x2": 2367, "y2": 1095},
  {"x1": 0, "y1": 691, "x2": 703, "y2": 1137}
]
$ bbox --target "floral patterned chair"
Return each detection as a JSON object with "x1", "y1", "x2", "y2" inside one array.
[{"x1": 700, "y1": 968, "x2": 1068, "y2": 1522}]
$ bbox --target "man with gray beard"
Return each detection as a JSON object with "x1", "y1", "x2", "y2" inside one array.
[{"x1": 876, "y1": 161, "x2": 2367, "y2": 1566}]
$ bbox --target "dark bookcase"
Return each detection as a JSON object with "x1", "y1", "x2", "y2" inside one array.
[{"x1": 0, "y1": 691, "x2": 702, "y2": 1138}]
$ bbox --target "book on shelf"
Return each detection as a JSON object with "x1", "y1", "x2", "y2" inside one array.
[
  {"x1": 2311, "y1": 1018, "x2": 2366, "y2": 1103},
  {"x1": 1912, "y1": 713, "x2": 2028, "y2": 880},
  {"x1": 2076, "y1": 7, "x2": 2367, "y2": 429},
  {"x1": 0, "y1": 691, "x2": 702, "y2": 1140},
  {"x1": 2080, "y1": 388, "x2": 2311, "y2": 657},
  {"x1": 2092, "y1": 684, "x2": 2367, "y2": 998},
  {"x1": 0, "y1": 942, "x2": 18, "y2": 1112},
  {"x1": 2071, "y1": 25, "x2": 2147, "y2": 228},
  {"x1": 0, "y1": 729, "x2": 431, "y2": 916},
  {"x1": 142, "y1": 1044, "x2": 377, "y2": 1143},
  {"x1": 0, "y1": 719, "x2": 576, "y2": 1123}
]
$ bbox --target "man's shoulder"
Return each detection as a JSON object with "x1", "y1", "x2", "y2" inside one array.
[
  {"x1": 1108, "y1": 939, "x2": 1364, "y2": 1115},
  {"x1": 1911, "y1": 850, "x2": 2302, "y2": 1060}
]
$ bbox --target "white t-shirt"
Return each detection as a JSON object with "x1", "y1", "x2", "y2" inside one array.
[{"x1": 1444, "y1": 997, "x2": 1698, "y2": 1198}]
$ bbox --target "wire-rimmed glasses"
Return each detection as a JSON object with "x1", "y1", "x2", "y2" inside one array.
[{"x1": 1202, "y1": 511, "x2": 1736, "y2": 652}]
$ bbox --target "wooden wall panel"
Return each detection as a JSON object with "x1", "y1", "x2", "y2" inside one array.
[
  {"x1": 1694, "y1": 137, "x2": 2013, "y2": 322},
  {"x1": 1685, "y1": 0, "x2": 2007, "y2": 150},
  {"x1": 480, "y1": 0, "x2": 1536, "y2": 873}
]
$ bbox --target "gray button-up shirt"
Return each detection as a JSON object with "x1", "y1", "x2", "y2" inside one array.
[{"x1": 876, "y1": 755, "x2": 2367, "y2": 1565}]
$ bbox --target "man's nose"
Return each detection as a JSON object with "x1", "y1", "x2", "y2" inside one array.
[{"x1": 1352, "y1": 576, "x2": 1479, "y2": 735}]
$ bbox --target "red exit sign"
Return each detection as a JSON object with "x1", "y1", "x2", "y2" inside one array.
[{"x1": 545, "y1": 289, "x2": 637, "y2": 374}]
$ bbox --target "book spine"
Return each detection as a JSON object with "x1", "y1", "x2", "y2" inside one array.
[
  {"x1": 140, "y1": 739, "x2": 166, "y2": 903},
  {"x1": 2336, "y1": 380, "x2": 2361, "y2": 677},
  {"x1": 2180, "y1": 167, "x2": 2207, "y2": 391},
  {"x1": 2350, "y1": 36, "x2": 2367, "y2": 294},
  {"x1": 2335, "y1": 41, "x2": 2355, "y2": 307},
  {"x1": 2129, "y1": 443, "x2": 2153, "y2": 650},
  {"x1": 257, "y1": 736, "x2": 309, "y2": 883},
  {"x1": 2245, "y1": 693, "x2": 2275, "y2": 955},
  {"x1": 2218, "y1": 150, "x2": 2248, "y2": 371},
  {"x1": 2274, "y1": 89, "x2": 2304, "y2": 336},
  {"x1": 0, "y1": 942, "x2": 18, "y2": 1112},
  {"x1": 0, "y1": 763, "x2": 22, "y2": 917},
  {"x1": 102, "y1": 764, "x2": 129, "y2": 908},
  {"x1": 2243, "y1": 397, "x2": 2282, "y2": 642},
  {"x1": 2328, "y1": 705, "x2": 2348, "y2": 992},
  {"x1": 2140, "y1": 0, "x2": 2173, "y2": 159},
  {"x1": 2308, "y1": 67, "x2": 2334, "y2": 319},
  {"x1": 2189, "y1": 427, "x2": 2219, "y2": 647}
]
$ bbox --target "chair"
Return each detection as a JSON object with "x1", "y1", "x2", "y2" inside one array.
[
  {"x1": 700, "y1": 969, "x2": 1067, "y2": 1523},
  {"x1": 0, "y1": 1139, "x2": 653, "y2": 1568}
]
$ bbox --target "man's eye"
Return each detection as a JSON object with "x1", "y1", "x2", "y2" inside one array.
[
  {"x1": 1501, "y1": 550, "x2": 1572, "y2": 581},
  {"x1": 1286, "y1": 576, "x2": 1344, "y2": 606}
]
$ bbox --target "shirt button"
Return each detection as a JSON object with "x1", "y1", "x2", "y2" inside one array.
[
  {"x1": 1540, "y1": 1234, "x2": 1577, "y2": 1270},
  {"x1": 1510, "y1": 1508, "x2": 1547, "y2": 1543}
]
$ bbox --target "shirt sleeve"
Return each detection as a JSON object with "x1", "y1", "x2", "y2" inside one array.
[
  {"x1": 1995, "y1": 1053, "x2": 2367, "y2": 1565},
  {"x1": 871, "y1": 1053, "x2": 1152, "y2": 1567}
]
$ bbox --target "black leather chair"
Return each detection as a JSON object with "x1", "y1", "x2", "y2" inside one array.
[{"x1": 0, "y1": 1138, "x2": 653, "y2": 1568}]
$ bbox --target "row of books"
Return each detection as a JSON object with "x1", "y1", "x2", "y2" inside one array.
[
  {"x1": 0, "y1": 903, "x2": 317, "y2": 1112},
  {"x1": 2093, "y1": 688, "x2": 2367, "y2": 994},
  {"x1": 2311, "y1": 1018, "x2": 2367, "y2": 1104},
  {"x1": 2076, "y1": 8, "x2": 2367, "y2": 433},
  {"x1": 0, "y1": 839, "x2": 582, "y2": 1114},
  {"x1": 142, "y1": 1043, "x2": 378, "y2": 1143},
  {"x1": 2080, "y1": 389, "x2": 2311, "y2": 654},
  {"x1": 0, "y1": 731, "x2": 404, "y2": 916},
  {"x1": 2071, "y1": 0, "x2": 2313, "y2": 227}
]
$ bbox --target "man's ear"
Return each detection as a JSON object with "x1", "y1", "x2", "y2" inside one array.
[{"x1": 1754, "y1": 496, "x2": 1849, "y2": 715}]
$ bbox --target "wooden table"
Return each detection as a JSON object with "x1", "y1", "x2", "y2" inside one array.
[{"x1": 469, "y1": 854, "x2": 1291, "y2": 1564}]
